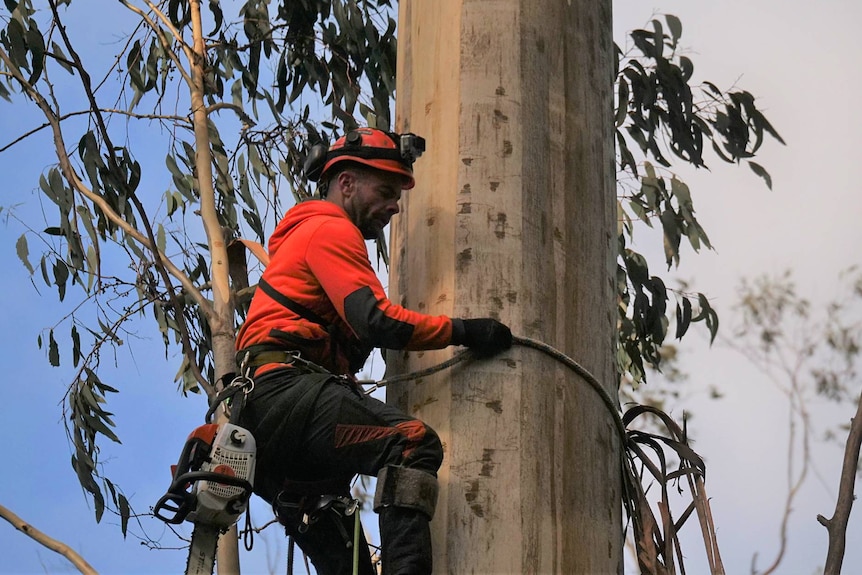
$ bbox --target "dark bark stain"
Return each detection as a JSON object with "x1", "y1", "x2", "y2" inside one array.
[
  {"x1": 485, "y1": 400, "x2": 502, "y2": 414},
  {"x1": 480, "y1": 448, "x2": 495, "y2": 477},
  {"x1": 536, "y1": 37, "x2": 545, "y2": 53},
  {"x1": 464, "y1": 480, "x2": 485, "y2": 517},
  {"x1": 494, "y1": 212, "x2": 507, "y2": 238},
  {"x1": 411, "y1": 395, "x2": 439, "y2": 414},
  {"x1": 456, "y1": 248, "x2": 472, "y2": 272}
]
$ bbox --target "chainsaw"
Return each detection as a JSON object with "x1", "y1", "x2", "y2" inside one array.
[{"x1": 154, "y1": 422, "x2": 257, "y2": 575}]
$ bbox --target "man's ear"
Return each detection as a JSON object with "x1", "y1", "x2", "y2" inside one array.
[{"x1": 335, "y1": 169, "x2": 356, "y2": 198}]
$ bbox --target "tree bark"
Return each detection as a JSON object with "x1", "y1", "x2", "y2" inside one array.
[{"x1": 389, "y1": 1, "x2": 620, "y2": 573}]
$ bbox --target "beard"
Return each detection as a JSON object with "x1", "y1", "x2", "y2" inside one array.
[{"x1": 359, "y1": 223, "x2": 384, "y2": 241}]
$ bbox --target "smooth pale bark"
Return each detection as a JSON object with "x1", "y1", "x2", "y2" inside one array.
[
  {"x1": 0, "y1": 504, "x2": 97, "y2": 575},
  {"x1": 189, "y1": 1, "x2": 240, "y2": 572},
  {"x1": 389, "y1": 1, "x2": 620, "y2": 573}
]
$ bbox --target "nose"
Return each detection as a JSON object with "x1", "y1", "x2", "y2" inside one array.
[{"x1": 387, "y1": 199, "x2": 400, "y2": 215}]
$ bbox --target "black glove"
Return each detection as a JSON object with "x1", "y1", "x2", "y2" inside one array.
[{"x1": 451, "y1": 318, "x2": 513, "y2": 357}]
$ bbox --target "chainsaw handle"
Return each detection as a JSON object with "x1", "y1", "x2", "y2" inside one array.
[
  {"x1": 153, "y1": 490, "x2": 194, "y2": 524},
  {"x1": 153, "y1": 471, "x2": 253, "y2": 525}
]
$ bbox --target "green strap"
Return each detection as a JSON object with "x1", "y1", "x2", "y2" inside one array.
[{"x1": 352, "y1": 505, "x2": 360, "y2": 575}]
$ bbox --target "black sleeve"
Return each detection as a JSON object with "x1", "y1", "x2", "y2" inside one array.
[{"x1": 343, "y1": 286, "x2": 416, "y2": 349}]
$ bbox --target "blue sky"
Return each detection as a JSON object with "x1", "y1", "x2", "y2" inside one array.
[{"x1": 2, "y1": 1, "x2": 862, "y2": 574}]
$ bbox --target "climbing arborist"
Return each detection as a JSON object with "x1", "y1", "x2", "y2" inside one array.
[{"x1": 235, "y1": 127, "x2": 513, "y2": 575}]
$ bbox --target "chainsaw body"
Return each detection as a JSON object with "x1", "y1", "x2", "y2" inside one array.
[{"x1": 154, "y1": 422, "x2": 256, "y2": 530}]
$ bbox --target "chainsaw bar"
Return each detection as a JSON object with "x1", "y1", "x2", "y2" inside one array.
[{"x1": 185, "y1": 524, "x2": 220, "y2": 575}]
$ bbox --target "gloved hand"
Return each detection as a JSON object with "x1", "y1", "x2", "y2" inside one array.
[{"x1": 451, "y1": 318, "x2": 513, "y2": 357}]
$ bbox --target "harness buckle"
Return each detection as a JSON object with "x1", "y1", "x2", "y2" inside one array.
[{"x1": 229, "y1": 373, "x2": 255, "y2": 396}]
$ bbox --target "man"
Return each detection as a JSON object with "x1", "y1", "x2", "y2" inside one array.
[{"x1": 235, "y1": 127, "x2": 512, "y2": 574}]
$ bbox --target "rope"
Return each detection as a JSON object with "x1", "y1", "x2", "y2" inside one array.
[
  {"x1": 367, "y1": 349, "x2": 472, "y2": 388},
  {"x1": 370, "y1": 335, "x2": 626, "y2": 441}
]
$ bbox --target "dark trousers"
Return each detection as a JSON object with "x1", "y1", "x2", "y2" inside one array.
[{"x1": 240, "y1": 368, "x2": 443, "y2": 574}]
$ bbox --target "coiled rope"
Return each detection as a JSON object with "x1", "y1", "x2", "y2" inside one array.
[{"x1": 365, "y1": 335, "x2": 626, "y2": 441}]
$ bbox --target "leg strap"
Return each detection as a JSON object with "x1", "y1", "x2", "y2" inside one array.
[{"x1": 373, "y1": 465, "x2": 439, "y2": 520}]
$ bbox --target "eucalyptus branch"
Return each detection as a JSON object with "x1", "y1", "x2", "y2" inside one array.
[
  {"x1": 127, "y1": 195, "x2": 211, "y2": 393},
  {"x1": 59, "y1": 294, "x2": 167, "y2": 406},
  {"x1": 1, "y1": 42, "x2": 214, "y2": 398},
  {"x1": 207, "y1": 101, "x2": 257, "y2": 127},
  {"x1": 0, "y1": 504, "x2": 97, "y2": 575},
  {"x1": 0, "y1": 108, "x2": 189, "y2": 154},
  {"x1": 120, "y1": 0, "x2": 195, "y2": 88},
  {"x1": 1, "y1": 47, "x2": 205, "y2": 305},
  {"x1": 88, "y1": 22, "x2": 140, "y2": 97},
  {"x1": 47, "y1": 0, "x2": 212, "y2": 392}
]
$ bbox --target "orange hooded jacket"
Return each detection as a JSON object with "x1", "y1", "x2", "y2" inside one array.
[{"x1": 236, "y1": 200, "x2": 455, "y2": 375}]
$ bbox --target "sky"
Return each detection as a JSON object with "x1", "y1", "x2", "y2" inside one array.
[
  {"x1": 1, "y1": 1, "x2": 861, "y2": 574},
  {"x1": 613, "y1": 1, "x2": 862, "y2": 574}
]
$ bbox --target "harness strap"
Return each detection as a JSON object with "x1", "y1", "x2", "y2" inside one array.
[
  {"x1": 257, "y1": 277, "x2": 330, "y2": 328},
  {"x1": 256, "y1": 277, "x2": 345, "y2": 370},
  {"x1": 236, "y1": 345, "x2": 332, "y2": 377},
  {"x1": 205, "y1": 373, "x2": 254, "y2": 424}
]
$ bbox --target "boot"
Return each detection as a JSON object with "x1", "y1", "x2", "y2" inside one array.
[{"x1": 378, "y1": 506, "x2": 433, "y2": 575}]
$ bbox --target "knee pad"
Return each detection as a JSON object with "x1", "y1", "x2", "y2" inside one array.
[{"x1": 373, "y1": 465, "x2": 439, "y2": 520}]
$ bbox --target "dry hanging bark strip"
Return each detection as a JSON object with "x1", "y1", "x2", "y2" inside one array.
[{"x1": 622, "y1": 405, "x2": 726, "y2": 575}]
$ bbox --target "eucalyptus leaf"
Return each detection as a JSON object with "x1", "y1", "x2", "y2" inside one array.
[
  {"x1": 15, "y1": 233, "x2": 33, "y2": 274},
  {"x1": 748, "y1": 161, "x2": 773, "y2": 190},
  {"x1": 48, "y1": 329, "x2": 59, "y2": 366}
]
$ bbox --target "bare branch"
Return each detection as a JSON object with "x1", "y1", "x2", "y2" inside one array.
[
  {"x1": 819, "y1": 388, "x2": 862, "y2": 575},
  {"x1": 0, "y1": 503, "x2": 98, "y2": 575}
]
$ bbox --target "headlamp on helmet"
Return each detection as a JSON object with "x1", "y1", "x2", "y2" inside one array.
[{"x1": 303, "y1": 128, "x2": 425, "y2": 190}]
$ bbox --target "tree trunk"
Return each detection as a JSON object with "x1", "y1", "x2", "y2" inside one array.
[
  {"x1": 189, "y1": 1, "x2": 240, "y2": 572},
  {"x1": 389, "y1": 1, "x2": 620, "y2": 573}
]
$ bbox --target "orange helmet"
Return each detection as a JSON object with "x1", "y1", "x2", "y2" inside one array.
[{"x1": 304, "y1": 127, "x2": 425, "y2": 190}]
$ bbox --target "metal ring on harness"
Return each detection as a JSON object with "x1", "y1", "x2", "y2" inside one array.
[{"x1": 205, "y1": 372, "x2": 255, "y2": 424}]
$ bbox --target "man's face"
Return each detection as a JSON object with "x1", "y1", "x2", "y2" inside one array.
[{"x1": 343, "y1": 169, "x2": 405, "y2": 239}]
